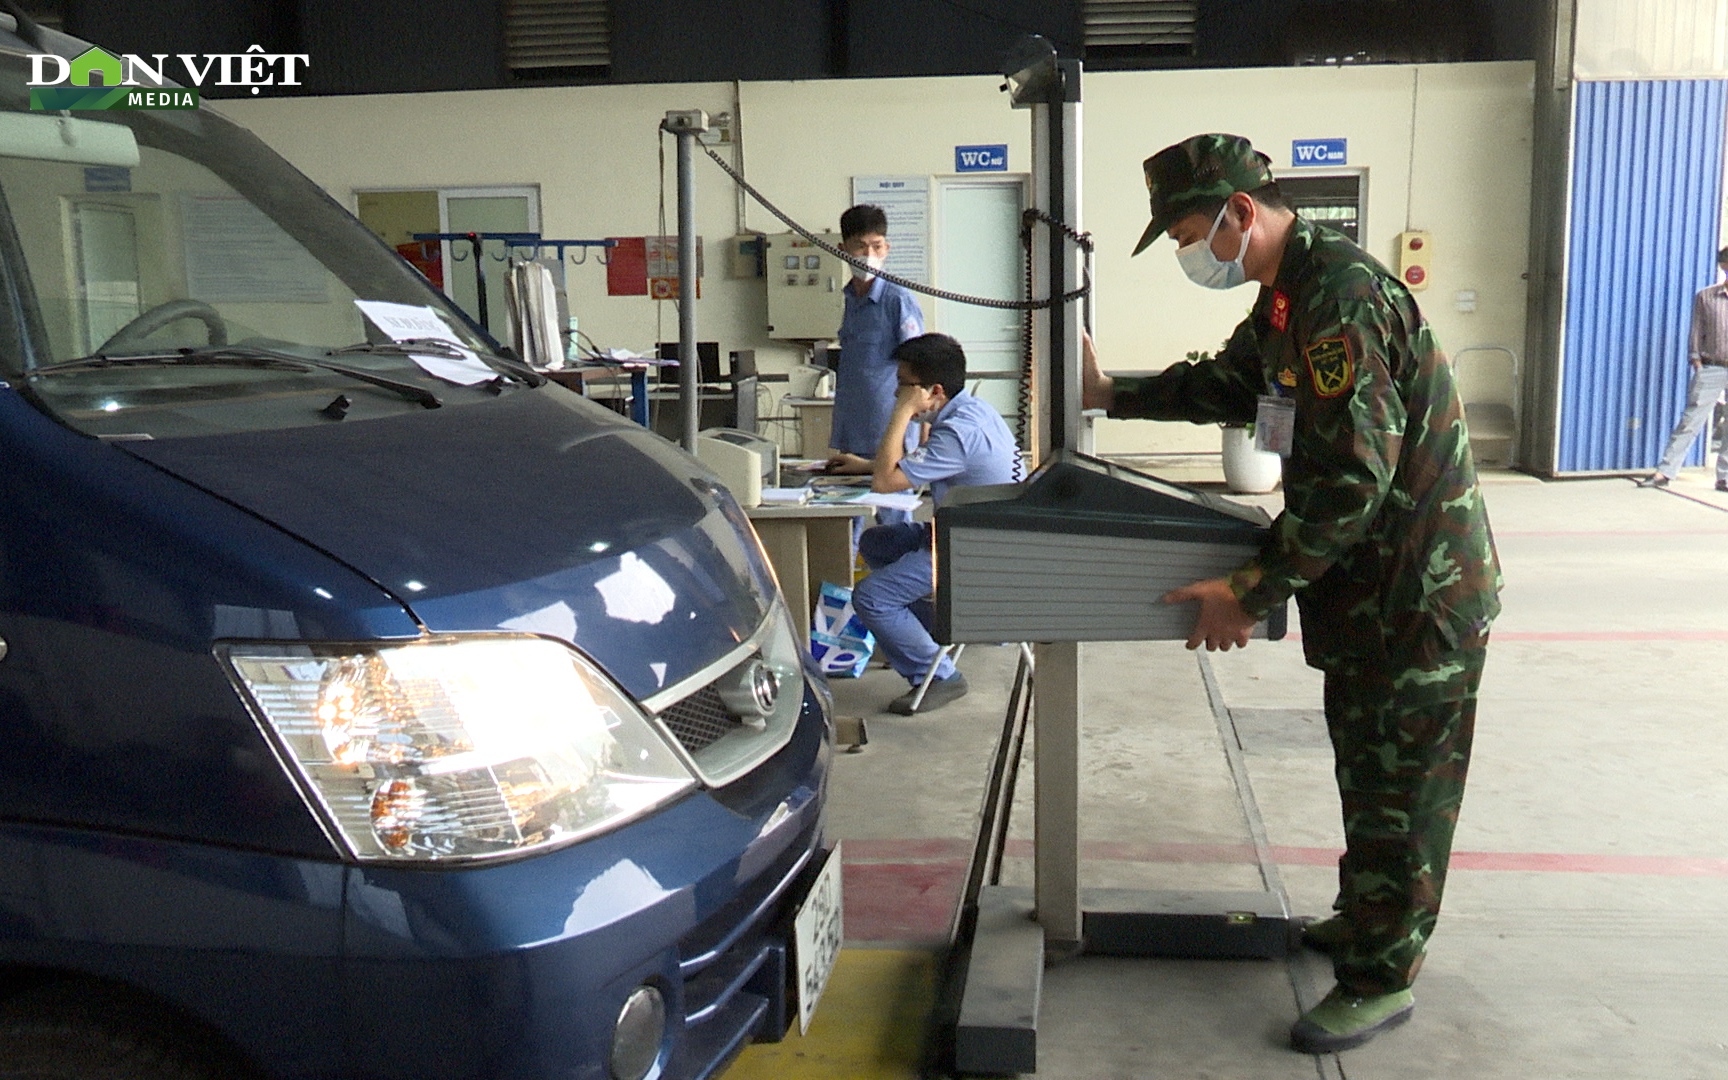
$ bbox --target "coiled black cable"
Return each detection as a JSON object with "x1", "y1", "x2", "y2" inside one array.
[{"x1": 699, "y1": 144, "x2": 1091, "y2": 312}]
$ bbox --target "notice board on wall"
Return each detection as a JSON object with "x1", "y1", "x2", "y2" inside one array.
[{"x1": 850, "y1": 176, "x2": 930, "y2": 285}]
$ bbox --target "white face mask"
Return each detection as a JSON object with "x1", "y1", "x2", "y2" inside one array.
[
  {"x1": 1175, "y1": 203, "x2": 1251, "y2": 290},
  {"x1": 850, "y1": 253, "x2": 885, "y2": 283}
]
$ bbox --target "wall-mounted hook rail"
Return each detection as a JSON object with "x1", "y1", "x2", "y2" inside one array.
[
  {"x1": 409, "y1": 234, "x2": 617, "y2": 333},
  {"x1": 412, "y1": 232, "x2": 543, "y2": 330}
]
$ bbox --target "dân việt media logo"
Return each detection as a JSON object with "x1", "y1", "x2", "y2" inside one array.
[{"x1": 28, "y1": 44, "x2": 309, "y2": 110}]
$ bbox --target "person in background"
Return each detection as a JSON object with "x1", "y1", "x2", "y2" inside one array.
[
  {"x1": 826, "y1": 334, "x2": 1017, "y2": 715},
  {"x1": 1082, "y1": 133, "x2": 1500, "y2": 1055},
  {"x1": 831, "y1": 204, "x2": 925, "y2": 460},
  {"x1": 1637, "y1": 245, "x2": 1728, "y2": 492}
]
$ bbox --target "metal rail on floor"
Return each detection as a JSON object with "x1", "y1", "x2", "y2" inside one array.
[{"x1": 938, "y1": 650, "x2": 1299, "y2": 1076}]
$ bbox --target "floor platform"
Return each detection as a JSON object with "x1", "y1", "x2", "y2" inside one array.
[{"x1": 722, "y1": 470, "x2": 1728, "y2": 1080}]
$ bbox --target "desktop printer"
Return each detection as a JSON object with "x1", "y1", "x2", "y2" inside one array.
[{"x1": 696, "y1": 428, "x2": 779, "y2": 508}]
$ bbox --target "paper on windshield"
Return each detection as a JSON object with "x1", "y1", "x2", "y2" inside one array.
[{"x1": 353, "y1": 300, "x2": 496, "y2": 386}]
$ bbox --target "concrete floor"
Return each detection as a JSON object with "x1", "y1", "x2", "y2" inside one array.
[{"x1": 729, "y1": 464, "x2": 1728, "y2": 1079}]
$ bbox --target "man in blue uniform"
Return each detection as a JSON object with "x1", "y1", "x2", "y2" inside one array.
[
  {"x1": 826, "y1": 334, "x2": 1018, "y2": 714},
  {"x1": 832, "y1": 205, "x2": 926, "y2": 458}
]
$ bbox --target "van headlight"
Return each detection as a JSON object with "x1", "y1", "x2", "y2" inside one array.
[{"x1": 223, "y1": 637, "x2": 696, "y2": 861}]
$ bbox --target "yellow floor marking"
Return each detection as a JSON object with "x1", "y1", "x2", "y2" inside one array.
[{"x1": 721, "y1": 948, "x2": 937, "y2": 1080}]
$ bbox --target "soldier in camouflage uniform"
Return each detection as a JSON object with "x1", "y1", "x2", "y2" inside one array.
[{"x1": 1081, "y1": 133, "x2": 1501, "y2": 1054}]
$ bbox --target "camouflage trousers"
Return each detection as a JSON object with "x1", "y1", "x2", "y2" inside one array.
[{"x1": 1322, "y1": 641, "x2": 1487, "y2": 995}]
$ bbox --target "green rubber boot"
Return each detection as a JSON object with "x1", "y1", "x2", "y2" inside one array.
[
  {"x1": 1290, "y1": 986, "x2": 1415, "y2": 1054},
  {"x1": 1300, "y1": 914, "x2": 1350, "y2": 955}
]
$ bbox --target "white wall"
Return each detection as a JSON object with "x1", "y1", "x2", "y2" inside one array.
[
  {"x1": 1573, "y1": 0, "x2": 1728, "y2": 78},
  {"x1": 1084, "y1": 63, "x2": 1534, "y2": 453},
  {"x1": 216, "y1": 60, "x2": 1533, "y2": 456}
]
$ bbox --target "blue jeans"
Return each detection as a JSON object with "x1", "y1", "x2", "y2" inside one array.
[
  {"x1": 852, "y1": 522, "x2": 957, "y2": 686},
  {"x1": 1655, "y1": 364, "x2": 1728, "y2": 483}
]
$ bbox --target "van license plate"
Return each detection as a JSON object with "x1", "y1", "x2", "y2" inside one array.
[{"x1": 792, "y1": 841, "x2": 843, "y2": 1034}]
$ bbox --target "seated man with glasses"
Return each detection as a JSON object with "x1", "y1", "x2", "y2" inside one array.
[{"x1": 824, "y1": 333, "x2": 1019, "y2": 714}]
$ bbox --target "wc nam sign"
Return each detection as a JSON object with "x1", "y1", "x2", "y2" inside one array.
[
  {"x1": 954, "y1": 144, "x2": 1008, "y2": 172},
  {"x1": 1291, "y1": 138, "x2": 1347, "y2": 166}
]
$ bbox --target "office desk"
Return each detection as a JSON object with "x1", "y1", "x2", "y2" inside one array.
[
  {"x1": 745, "y1": 502, "x2": 872, "y2": 640},
  {"x1": 543, "y1": 366, "x2": 651, "y2": 426}
]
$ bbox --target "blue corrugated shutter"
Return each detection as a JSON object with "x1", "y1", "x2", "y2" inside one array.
[{"x1": 1558, "y1": 79, "x2": 1728, "y2": 473}]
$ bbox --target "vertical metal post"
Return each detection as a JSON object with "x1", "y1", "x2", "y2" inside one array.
[
  {"x1": 1046, "y1": 98, "x2": 1067, "y2": 451},
  {"x1": 674, "y1": 123, "x2": 701, "y2": 453},
  {"x1": 1033, "y1": 640, "x2": 1083, "y2": 952},
  {"x1": 1027, "y1": 61, "x2": 1086, "y2": 953}
]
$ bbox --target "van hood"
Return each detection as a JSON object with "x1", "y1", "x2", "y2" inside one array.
[{"x1": 123, "y1": 389, "x2": 777, "y2": 701}]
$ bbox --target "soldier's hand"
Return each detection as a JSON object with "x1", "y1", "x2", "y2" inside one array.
[
  {"x1": 1081, "y1": 332, "x2": 1114, "y2": 410},
  {"x1": 1163, "y1": 577, "x2": 1256, "y2": 652}
]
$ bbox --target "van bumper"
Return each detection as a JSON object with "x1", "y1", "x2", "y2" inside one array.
[
  {"x1": 0, "y1": 680, "x2": 830, "y2": 1080},
  {"x1": 336, "y1": 679, "x2": 833, "y2": 1080}
]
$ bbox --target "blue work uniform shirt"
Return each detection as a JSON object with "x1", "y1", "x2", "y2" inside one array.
[
  {"x1": 832, "y1": 276, "x2": 924, "y2": 454},
  {"x1": 896, "y1": 390, "x2": 1019, "y2": 504}
]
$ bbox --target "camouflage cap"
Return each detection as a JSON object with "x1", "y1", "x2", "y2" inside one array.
[{"x1": 1132, "y1": 134, "x2": 1276, "y2": 256}]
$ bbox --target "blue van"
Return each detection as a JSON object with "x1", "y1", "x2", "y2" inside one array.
[{"x1": 0, "y1": 19, "x2": 836, "y2": 1080}]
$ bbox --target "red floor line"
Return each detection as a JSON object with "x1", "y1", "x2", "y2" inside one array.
[
  {"x1": 1495, "y1": 529, "x2": 1728, "y2": 538},
  {"x1": 1489, "y1": 630, "x2": 1728, "y2": 642},
  {"x1": 1280, "y1": 630, "x2": 1728, "y2": 645},
  {"x1": 838, "y1": 844, "x2": 1728, "y2": 941},
  {"x1": 842, "y1": 839, "x2": 1728, "y2": 877}
]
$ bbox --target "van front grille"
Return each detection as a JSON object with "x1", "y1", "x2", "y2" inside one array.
[{"x1": 658, "y1": 684, "x2": 741, "y2": 754}]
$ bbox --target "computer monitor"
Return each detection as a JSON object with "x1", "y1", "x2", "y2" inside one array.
[{"x1": 656, "y1": 341, "x2": 722, "y2": 384}]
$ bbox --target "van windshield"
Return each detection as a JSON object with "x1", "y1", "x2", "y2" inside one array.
[{"x1": 0, "y1": 53, "x2": 534, "y2": 439}]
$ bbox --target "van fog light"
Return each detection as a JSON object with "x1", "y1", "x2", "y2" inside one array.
[{"x1": 611, "y1": 984, "x2": 666, "y2": 1080}]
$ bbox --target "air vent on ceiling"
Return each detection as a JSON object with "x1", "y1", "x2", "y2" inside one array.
[
  {"x1": 505, "y1": 0, "x2": 609, "y2": 79},
  {"x1": 1084, "y1": 0, "x2": 1198, "y2": 53}
]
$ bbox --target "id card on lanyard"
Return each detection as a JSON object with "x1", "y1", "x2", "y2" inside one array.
[
  {"x1": 1258, "y1": 290, "x2": 1298, "y2": 458},
  {"x1": 1255, "y1": 394, "x2": 1295, "y2": 457}
]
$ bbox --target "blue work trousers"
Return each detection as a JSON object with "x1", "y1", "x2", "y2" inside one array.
[{"x1": 853, "y1": 523, "x2": 956, "y2": 686}]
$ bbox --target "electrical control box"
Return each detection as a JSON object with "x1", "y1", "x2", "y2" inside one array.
[
  {"x1": 726, "y1": 233, "x2": 764, "y2": 279},
  {"x1": 764, "y1": 232, "x2": 846, "y2": 340},
  {"x1": 1397, "y1": 230, "x2": 1432, "y2": 291}
]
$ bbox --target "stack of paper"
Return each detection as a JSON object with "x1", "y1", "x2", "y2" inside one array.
[{"x1": 858, "y1": 492, "x2": 923, "y2": 511}]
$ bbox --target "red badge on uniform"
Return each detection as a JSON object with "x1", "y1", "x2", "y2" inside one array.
[{"x1": 1270, "y1": 291, "x2": 1290, "y2": 332}]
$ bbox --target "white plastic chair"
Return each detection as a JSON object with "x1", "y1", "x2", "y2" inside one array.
[{"x1": 907, "y1": 643, "x2": 965, "y2": 713}]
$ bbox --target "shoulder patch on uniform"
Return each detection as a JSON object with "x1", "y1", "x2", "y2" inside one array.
[{"x1": 1304, "y1": 336, "x2": 1354, "y2": 398}]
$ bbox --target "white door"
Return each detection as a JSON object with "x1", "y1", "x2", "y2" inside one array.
[
  {"x1": 439, "y1": 186, "x2": 540, "y2": 336},
  {"x1": 934, "y1": 177, "x2": 1027, "y2": 429},
  {"x1": 71, "y1": 203, "x2": 141, "y2": 353}
]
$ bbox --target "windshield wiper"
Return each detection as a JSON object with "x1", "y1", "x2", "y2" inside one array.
[
  {"x1": 328, "y1": 337, "x2": 469, "y2": 359},
  {"x1": 331, "y1": 338, "x2": 546, "y2": 387},
  {"x1": 31, "y1": 346, "x2": 442, "y2": 408}
]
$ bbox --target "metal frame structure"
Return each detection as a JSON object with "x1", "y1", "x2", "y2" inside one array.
[{"x1": 945, "y1": 36, "x2": 1292, "y2": 1076}]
